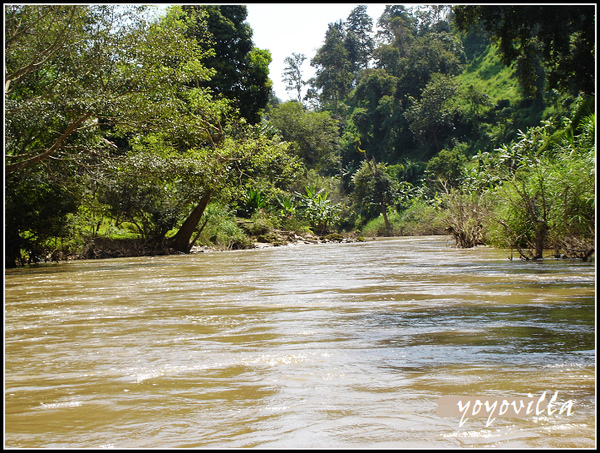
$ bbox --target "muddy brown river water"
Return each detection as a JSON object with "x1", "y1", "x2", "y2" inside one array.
[{"x1": 4, "y1": 236, "x2": 596, "y2": 448}]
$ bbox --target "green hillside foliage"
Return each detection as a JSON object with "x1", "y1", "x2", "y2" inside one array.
[{"x1": 459, "y1": 44, "x2": 520, "y2": 106}]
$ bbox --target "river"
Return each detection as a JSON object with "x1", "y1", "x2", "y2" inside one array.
[{"x1": 4, "y1": 236, "x2": 596, "y2": 448}]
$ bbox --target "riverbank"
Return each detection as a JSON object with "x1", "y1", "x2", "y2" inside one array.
[
  {"x1": 192, "y1": 229, "x2": 367, "y2": 253},
  {"x1": 18, "y1": 227, "x2": 594, "y2": 266},
  {"x1": 74, "y1": 229, "x2": 368, "y2": 262}
]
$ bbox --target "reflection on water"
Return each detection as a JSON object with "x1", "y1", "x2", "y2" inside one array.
[{"x1": 4, "y1": 236, "x2": 596, "y2": 448}]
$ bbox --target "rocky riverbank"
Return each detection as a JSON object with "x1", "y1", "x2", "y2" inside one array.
[{"x1": 77, "y1": 230, "x2": 366, "y2": 261}]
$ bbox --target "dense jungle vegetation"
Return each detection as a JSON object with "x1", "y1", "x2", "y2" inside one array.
[{"x1": 4, "y1": 5, "x2": 595, "y2": 267}]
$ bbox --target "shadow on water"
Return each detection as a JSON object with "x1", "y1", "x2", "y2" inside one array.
[{"x1": 368, "y1": 299, "x2": 595, "y2": 364}]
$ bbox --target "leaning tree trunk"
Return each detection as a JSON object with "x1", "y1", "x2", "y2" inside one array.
[{"x1": 166, "y1": 190, "x2": 213, "y2": 253}]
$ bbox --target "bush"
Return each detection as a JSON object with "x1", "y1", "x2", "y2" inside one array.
[
  {"x1": 399, "y1": 201, "x2": 447, "y2": 235},
  {"x1": 361, "y1": 200, "x2": 446, "y2": 237},
  {"x1": 243, "y1": 211, "x2": 277, "y2": 236},
  {"x1": 296, "y1": 186, "x2": 341, "y2": 235},
  {"x1": 236, "y1": 187, "x2": 267, "y2": 218},
  {"x1": 195, "y1": 203, "x2": 253, "y2": 250},
  {"x1": 442, "y1": 190, "x2": 489, "y2": 247},
  {"x1": 5, "y1": 165, "x2": 80, "y2": 266},
  {"x1": 483, "y1": 114, "x2": 595, "y2": 260},
  {"x1": 361, "y1": 211, "x2": 402, "y2": 237}
]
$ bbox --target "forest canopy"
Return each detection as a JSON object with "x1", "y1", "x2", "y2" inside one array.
[{"x1": 4, "y1": 4, "x2": 595, "y2": 267}]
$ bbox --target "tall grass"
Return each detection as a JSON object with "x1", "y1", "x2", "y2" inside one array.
[
  {"x1": 457, "y1": 44, "x2": 521, "y2": 106},
  {"x1": 361, "y1": 201, "x2": 447, "y2": 237},
  {"x1": 195, "y1": 203, "x2": 252, "y2": 250}
]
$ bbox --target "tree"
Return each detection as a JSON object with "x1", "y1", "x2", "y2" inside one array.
[
  {"x1": 404, "y1": 73, "x2": 461, "y2": 155},
  {"x1": 5, "y1": 5, "x2": 85, "y2": 93},
  {"x1": 181, "y1": 5, "x2": 272, "y2": 124},
  {"x1": 4, "y1": 5, "x2": 227, "y2": 265},
  {"x1": 344, "y1": 5, "x2": 375, "y2": 73},
  {"x1": 453, "y1": 5, "x2": 595, "y2": 96},
  {"x1": 372, "y1": 5, "x2": 416, "y2": 77},
  {"x1": 282, "y1": 52, "x2": 307, "y2": 104},
  {"x1": 5, "y1": 5, "x2": 213, "y2": 175},
  {"x1": 398, "y1": 31, "x2": 465, "y2": 99},
  {"x1": 269, "y1": 101, "x2": 340, "y2": 174},
  {"x1": 425, "y1": 148, "x2": 468, "y2": 192},
  {"x1": 376, "y1": 5, "x2": 417, "y2": 49},
  {"x1": 165, "y1": 124, "x2": 302, "y2": 253},
  {"x1": 351, "y1": 157, "x2": 398, "y2": 232},
  {"x1": 350, "y1": 68, "x2": 399, "y2": 163},
  {"x1": 94, "y1": 141, "x2": 212, "y2": 241},
  {"x1": 311, "y1": 21, "x2": 353, "y2": 114},
  {"x1": 5, "y1": 161, "x2": 81, "y2": 266},
  {"x1": 404, "y1": 72, "x2": 491, "y2": 158},
  {"x1": 4, "y1": 5, "x2": 280, "y2": 263},
  {"x1": 413, "y1": 5, "x2": 453, "y2": 36}
]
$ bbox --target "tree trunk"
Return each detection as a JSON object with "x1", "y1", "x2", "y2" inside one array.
[
  {"x1": 365, "y1": 156, "x2": 391, "y2": 235},
  {"x1": 166, "y1": 190, "x2": 213, "y2": 253},
  {"x1": 533, "y1": 222, "x2": 548, "y2": 260},
  {"x1": 381, "y1": 205, "x2": 391, "y2": 235}
]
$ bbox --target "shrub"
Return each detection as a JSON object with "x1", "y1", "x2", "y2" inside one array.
[
  {"x1": 442, "y1": 190, "x2": 489, "y2": 248},
  {"x1": 361, "y1": 201, "x2": 447, "y2": 237},
  {"x1": 399, "y1": 201, "x2": 447, "y2": 235},
  {"x1": 483, "y1": 114, "x2": 595, "y2": 260},
  {"x1": 195, "y1": 203, "x2": 253, "y2": 250},
  {"x1": 296, "y1": 185, "x2": 341, "y2": 235}
]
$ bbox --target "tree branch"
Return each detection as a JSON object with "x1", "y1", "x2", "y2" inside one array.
[{"x1": 5, "y1": 112, "x2": 94, "y2": 174}]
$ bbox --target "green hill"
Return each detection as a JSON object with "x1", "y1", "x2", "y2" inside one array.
[{"x1": 459, "y1": 44, "x2": 523, "y2": 105}]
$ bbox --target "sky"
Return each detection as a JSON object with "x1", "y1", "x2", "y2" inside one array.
[
  {"x1": 245, "y1": 3, "x2": 389, "y2": 101},
  {"x1": 151, "y1": 4, "x2": 391, "y2": 101}
]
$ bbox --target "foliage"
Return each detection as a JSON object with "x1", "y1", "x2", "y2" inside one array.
[
  {"x1": 5, "y1": 4, "x2": 213, "y2": 174},
  {"x1": 486, "y1": 164, "x2": 553, "y2": 259},
  {"x1": 94, "y1": 147, "x2": 209, "y2": 240},
  {"x1": 283, "y1": 53, "x2": 307, "y2": 104},
  {"x1": 351, "y1": 160, "x2": 399, "y2": 224},
  {"x1": 180, "y1": 5, "x2": 272, "y2": 124},
  {"x1": 425, "y1": 147, "x2": 469, "y2": 192},
  {"x1": 484, "y1": 114, "x2": 595, "y2": 260},
  {"x1": 310, "y1": 21, "x2": 353, "y2": 113},
  {"x1": 274, "y1": 193, "x2": 297, "y2": 221},
  {"x1": 162, "y1": 126, "x2": 302, "y2": 251},
  {"x1": 442, "y1": 190, "x2": 488, "y2": 248},
  {"x1": 453, "y1": 5, "x2": 595, "y2": 96},
  {"x1": 361, "y1": 200, "x2": 446, "y2": 237},
  {"x1": 4, "y1": 4, "x2": 221, "y2": 265},
  {"x1": 405, "y1": 73, "x2": 461, "y2": 154},
  {"x1": 195, "y1": 203, "x2": 253, "y2": 250},
  {"x1": 5, "y1": 162, "x2": 80, "y2": 266},
  {"x1": 361, "y1": 210, "x2": 403, "y2": 237},
  {"x1": 268, "y1": 101, "x2": 340, "y2": 174},
  {"x1": 295, "y1": 186, "x2": 341, "y2": 235},
  {"x1": 349, "y1": 68, "x2": 400, "y2": 163},
  {"x1": 236, "y1": 187, "x2": 267, "y2": 218},
  {"x1": 344, "y1": 5, "x2": 375, "y2": 73},
  {"x1": 4, "y1": 5, "x2": 594, "y2": 265},
  {"x1": 375, "y1": 5, "x2": 416, "y2": 61}
]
